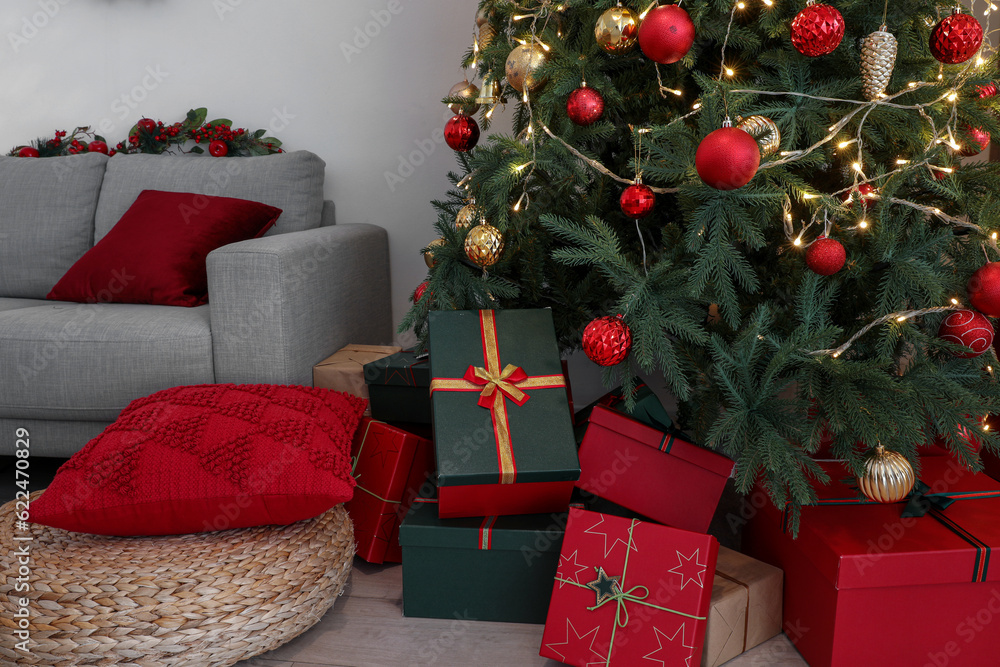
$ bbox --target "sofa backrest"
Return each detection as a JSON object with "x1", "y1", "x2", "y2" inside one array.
[
  {"x1": 93, "y1": 150, "x2": 326, "y2": 243},
  {"x1": 0, "y1": 153, "x2": 109, "y2": 299}
]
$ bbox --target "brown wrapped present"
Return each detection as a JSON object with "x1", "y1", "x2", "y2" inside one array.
[{"x1": 313, "y1": 344, "x2": 402, "y2": 402}]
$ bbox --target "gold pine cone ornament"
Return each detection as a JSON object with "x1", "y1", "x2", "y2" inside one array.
[
  {"x1": 857, "y1": 445, "x2": 915, "y2": 503},
  {"x1": 860, "y1": 28, "x2": 898, "y2": 100}
]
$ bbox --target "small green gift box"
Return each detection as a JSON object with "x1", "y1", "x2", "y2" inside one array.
[{"x1": 363, "y1": 350, "x2": 432, "y2": 424}]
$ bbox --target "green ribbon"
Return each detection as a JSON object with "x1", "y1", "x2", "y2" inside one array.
[{"x1": 901, "y1": 480, "x2": 957, "y2": 518}]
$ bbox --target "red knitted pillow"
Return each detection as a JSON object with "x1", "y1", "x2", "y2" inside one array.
[{"x1": 29, "y1": 384, "x2": 366, "y2": 536}]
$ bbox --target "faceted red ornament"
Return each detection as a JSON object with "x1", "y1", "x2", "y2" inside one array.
[
  {"x1": 209, "y1": 140, "x2": 229, "y2": 157},
  {"x1": 790, "y1": 3, "x2": 845, "y2": 57},
  {"x1": 137, "y1": 118, "x2": 157, "y2": 133},
  {"x1": 960, "y1": 126, "x2": 991, "y2": 156},
  {"x1": 17, "y1": 146, "x2": 39, "y2": 158},
  {"x1": 930, "y1": 11, "x2": 983, "y2": 65},
  {"x1": 638, "y1": 5, "x2": 696, "y2": 65},
  {"x1": 582, "y1": 315, "x2": 633, "y2": 367},
  {"x1": 841, "y1": 183, "x2": 877, "y2": 210},
  {"x1": 444, "y1": 114, "x2": 480, "y2": 152},
  {"x1": 414, "y1": 281, "x2": 429, "y2": 303},
  {"x1": 566, "y1": 86, "x2": 605, "y2": 126},
  {"x1": 967, "y1": 262, "x2": 1000, "y2": 317},
  {"x1": 695, "y1": 127, "x2": 761, "y2": 190},
  {"x1": 620, "y1": 183, "x2": 655, "y2": 219},
  {"x1": 938, "y1": 309, "x2": 994, "y2": 358},
  {"x1": 87, "y1": 140, "x2": 109, "y2": 155},
  {"x1": 805, "y1": 236, "x2": 846, "y2": 276},
  {"x1": 977, "y1": 82, "x2": 998, "y2": 98}
]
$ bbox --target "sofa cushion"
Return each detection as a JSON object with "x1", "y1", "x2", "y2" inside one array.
[
  {"x1": 0, "y1": 153, "x2": 109, "y2": 299},
  {"x1": 0, "y1": 303, "x2": 213, "y2": 421},
  {"x1": 0, "y1": 298, "x2": 63, "y2": 313},
  {"x1": 49, "y1": 190, "x2": 281, "y2": 307},
  {"x1": 94, "y1": 151, "x2": 325, "y2": 242}
]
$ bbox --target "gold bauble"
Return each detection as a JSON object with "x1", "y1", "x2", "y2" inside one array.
[
  {"x1": 456, "y1": 203, "x2": 479, "y2": 229},
  {"x1": 475, "y1": 5, "x2": 492, "y2": 27},
  {"x1": 860, "y1": 29, "x2": 898, "y2": 101},
  {"x1": 424, "y1": 237, "x2": 446, "y2": 269},
  {"x1": 478, "y1": 22, "x2": 497, "y2": 50},
  {"x1": 448, "y1": 80, "x2": 481, "y2": 115},
  {"x1": 505, "y1": 43, "x2": 549, "y2": 94},
  {"x1": 857, "y1": 445, "x2": 915, "y2": 504},
  {"x1": 595, "y1": 6, "x2": 638, "y2": 54},
  {"x1": 464, "y1": 223, "x2": 504, "y2": 267},
  {"x1": 736, "y1": 115, "x2": 781, "y2": 158}
]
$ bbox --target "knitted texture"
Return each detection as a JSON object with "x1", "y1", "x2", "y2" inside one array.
[{"x1": 30, "y1": 384, "x2": 367, "y2": 536}]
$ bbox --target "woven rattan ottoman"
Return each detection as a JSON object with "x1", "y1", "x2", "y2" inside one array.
[{"x1": 1, "y1": 491, "x2": 354, "y2": 666}]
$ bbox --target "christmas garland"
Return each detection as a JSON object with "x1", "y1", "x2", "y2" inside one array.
[{"x1": 7, "y1": 108, "x2": 283, "y2": 159}]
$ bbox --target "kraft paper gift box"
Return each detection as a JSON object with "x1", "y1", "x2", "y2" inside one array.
[
  {"x1": 427, "y1": 309, "x2": 579, "y2": 518},
  {"x1": 743, "y1": 456, "x2": 1000, "y2": 667},
  {"x1": 312, "y1": 344, "x2": 402, "y2": 406},
  {"x1": 363, "y1": 350, "x2": 432, "y2": 424}
]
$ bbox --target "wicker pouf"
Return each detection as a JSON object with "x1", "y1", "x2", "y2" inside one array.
[{"x1": 1, "y1": 491, "x2": 354, "y2": 666}]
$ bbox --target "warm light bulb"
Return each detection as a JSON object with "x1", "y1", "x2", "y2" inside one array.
[
  {"x1": 724, "y1": 67, "x2": 735, "y2": 77},
  {"x1": 897, "y1": 316, "x2": 908, "y2": 322},
  {"x1": 785, "y1": 213, "x2": 793, "y2": 221},
  {"x1": 908, "y1": 82, "x2": 917, "y2": 87},
  {"x1": 852, "y1": 162, "x2": 863, "y2": 172},
  {"x1": 896, "y1": 159, "x2": 910, "y2": 165},
  {"x1": 793, "y1": 237, "x2": 802, "y2": 247},
  {"x1": 763, "y1": 0, "x2": 773, "y2": 5},
  {"x1": 692, "y1": 102, "x2": 702, "y2": 110},
  {"x1": 859, "y1": 219, "x2": 868, "y2": 229},
  {"x1": 992, "y1": 232, "x2": 998, "y2": 240},
  {"x1": 737, "y1": 1, "x2": 746, "y2": 8},
  {"x1": 947, "y1": 91, "x2": 958, "y2": 102},
  {"x1": 803, "y1": 193, "x2": 817, "y2": 199},
  {"x1": 514, "y1": 163, "x2": 529, "y2": 172},
  {"x1": 838, "y1": 141, "x2": 851, "y2": 148}
]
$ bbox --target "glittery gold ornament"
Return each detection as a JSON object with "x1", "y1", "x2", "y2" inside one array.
[
  {"x1": 736, "y1": 115, "x2": 781, "y2": 157},
  {"x1": 857, "y1": 445, "x2": 915, "y2": 504},
  {"x1": 447, "y1": 80, "x2": 481, "y2": 115},
  {"x1": 464, "y1": 223, "x2": 504, "y2": 267},
  {"x1": 455, "y1": 203, "x2": 479, "y2": 229},
  {"x1": 595, "y1": 6, "x2": 638, "y2": 54},
  {"x1": 478, "y1": 22, "x2": 497, "y2": 50},
  {"x1": 424, "y1": 237, "x2": 446, "y2": 269},
  {"x1": 860, "y1": 27, "x2": 897, "y2": 101},
  {"x1": 505, "y1": 43, "x2": 549, "y2": 94}
]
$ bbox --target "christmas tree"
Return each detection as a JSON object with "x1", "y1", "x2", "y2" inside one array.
[{"x1": 401, "y1": 0, "x2": 1000, "y2": 530}]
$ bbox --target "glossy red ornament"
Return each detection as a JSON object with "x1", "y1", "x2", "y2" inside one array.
[
  {"x1": 444, "y1": 115, "x2": 480, "y2": 152},
  {"x1": 695, "y1": 127, "x2": 761, "y2": 190},
  {"x1": 841, "y1": 183, "x2": 876, "y2": 210},
  {"x1": 87, "y1": 141, "x2": 109, "y2": 155},
  {"x1": 930, "y1": 10, "x2": 983, "y2": 65},
  {"x1": 619, "y1": 183, "x2": 655, "y2": 219},
  {"x1": 967, "y1": 262, "x2": 1000, "y2": 317},
  {"x1": 805, "y1": 236, "x2": 846, "y2": 276},
  {"x1": 960, "y1": 126, "x2": 991, "y2": 156},
  {"x1": 137, "y1": 118, "x2": 157, "y2": 133},
  {"x1": 566, "y1": 86, "x2": 605, "y2": 126},
  {"x1": 582, "y1": 315, "x2": 633, "y2": 367},
  {"x1": 414, "y1": 281, "x2": 429, "y2": 303},
  {"x1": 938, "y1": 309, "x2": 994, "y2": 358},
  {"x1": 790, "y1": 3, "x2": 845, "y2": 57},
  {"x1": 17, "y1": 146, "x2": 39, "y2": 158},
  {"x1": 977, "y1": 82, "x2": 998, "y2": 98},
  {"x1": 209, "y1": 140, "x2": 229, "y2": 157},
  {"x1": 638, "y1": 5, "x2": 695, "y2": 65}
]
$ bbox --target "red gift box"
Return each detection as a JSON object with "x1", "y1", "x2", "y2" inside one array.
[
  {"x1": 345, "y1": 418, "x2": 434, "y2": 563},
  {"x1": 540, "y1": 507, "x2": 717, "y2": 666},
  {"x1": 577, "y1": 404, "x2": 734, "y2": 533},
  {"x1": 743, "y1": 457, "x2": 1000, "y2": 667}
]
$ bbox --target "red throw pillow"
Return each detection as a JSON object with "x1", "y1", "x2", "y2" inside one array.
[
  {"x1": 47, "y1": 189, "x2": 281, "y2": 307},
  {"x1": 29, "y1": 384, "x2": 366, "y2": 536}
]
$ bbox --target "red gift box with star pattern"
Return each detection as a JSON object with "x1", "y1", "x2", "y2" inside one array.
[
  {"x1": 540, "y1": 507, "x2": 717, "y2": 666},
  {"x1": 346, "y1": 418, "x2": 434, "y2": 563}
]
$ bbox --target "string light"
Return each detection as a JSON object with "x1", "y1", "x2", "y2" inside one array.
[
  {"x1": 763, "y1": 0, "x2": 773, "y2": 5},
  {"x1": 859, "y1": 219, "x2": 869, "y2": 229},
  {"x1": 737, "y1": 1, "x2": 746, "y2": 8},
  {"x1": 947, "y1": 91, "x2": 958, "y2": 102},
  {"x1": 793, "y1": 237, "x2": 803, "y2": 246},
  {"x1": 724, "y1": 66, "x2": 735, "y2": 77},
  {"x1": 951, "y1": 298, "x2": 960, "y2": 305},
  {"x1": 639, "y1": 1, "x2": 657, "y2": 19},
  {"x1": 852, "y1": 162, "x2": 863, "y2": 172}
]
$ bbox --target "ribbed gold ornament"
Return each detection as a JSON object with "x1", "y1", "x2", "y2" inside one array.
[
  {"x1": 455, "y1": 203, "x2": 479, "y2": 229},
  {"x1": 478, "y1": 22, "x2": 497, "y2": 50},
  {"x1": 424, "y1": 237, "x2": 446, "y2": 269},
  {"x1": 595, "y1": 6, "x2": 638, "y2": 54},
  {"x1": 464, "y1": 223, "x2": 504, "y2": 267},
  {"x1": 736, "y1": 115, "x2": 781, "y2": 157},
  {"x1": 857, "y1": 445, "x2": 915, "y2": 504},
  {"x1": 505, "y1": 43, "x2": 549, "y2": 93},
  {"x1": 447, "y1": 80, "x2": 481, "y2": 115},
  {"x1": 860, "y1": 28, "x2": 897, "y2": 101}
]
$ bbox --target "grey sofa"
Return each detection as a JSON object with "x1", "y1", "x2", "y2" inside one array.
[{"x1": 0, "y1": 150, "x2": 391, "y2": 457}]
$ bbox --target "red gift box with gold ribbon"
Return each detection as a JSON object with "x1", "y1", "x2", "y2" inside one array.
[
  {"x1": 428, "y1": 309, "x2": 580, "y2": 518},
  {"x1": 540, "y1": 507, "x2": 718, "y2": 666}
]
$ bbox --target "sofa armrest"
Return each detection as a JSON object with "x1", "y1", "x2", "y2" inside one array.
[{"x1": 206, "y1": 224, "x2": 392, "y2": 385}]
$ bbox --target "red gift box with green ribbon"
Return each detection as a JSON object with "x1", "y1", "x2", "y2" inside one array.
[
  {"x1": 743, "y1": 456, "x2": 1000, "y2": 667},
  {"x1": 540, "y1": 507, "x2": 717, "y2": 666},
  {"x1": 428, "y1": 309, "x2": 580, "y2": 518},
  {"x1": 345, "y1": 417, "x2": 434, "y2": 563}
]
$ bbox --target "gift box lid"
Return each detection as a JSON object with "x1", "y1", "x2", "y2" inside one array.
[
  {"x1": 316, "y1": 344, "x2": 403, "y2": 369},
  {"x1": 399, "y1": 500, "x2": 566, "y2": 552},
  {"x1": 772, "y1": 457, "x2": 1000, "y2": 591},
  {"x1": 589, "y1": 404, "x2": 735, "y2": 479},
  {"x1": 363, "y1": 350, "x2": 430, "y2": 387}
]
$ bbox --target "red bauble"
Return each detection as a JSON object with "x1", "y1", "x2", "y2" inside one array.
[
  {"x1": 841, "y1": 183, "x2": 876, "y2": 210},
  {"x1": 87, "y1": 141, "x2": 109, "y2": 155},
  {"x1": 790, "y1": 3, "x2": 845, "y2": 57},
  {"x1": 637, "y1": 5, "x2": 695, "y2": 65},
  {"x1": 978, "y1": 82, "x2": 998, "y2": 98},
  {"x1": 414, "y1": 281, "x2": 429, "y2": 303},
  {"x1": 582, "y1": 315, "x2": 633, "y2": 367},
  {"x1": 137, "y1": 118, "x2": 157, "y2": 133},
  {"x1": 805, "y1": 236, "x2": 846, "y2": 275},
  {"x1": 960, "y1": 126, "x2": 991, "y2": 156},
  {"x1": 17, "y1": 146, "x2": 39, "y2": 158},
  {"x1": 444, "y1": 115, "x2": 480, "y2": 152},
  {"x1": 566, "y1": 86, "x2": 605, "y2": 126},
  {"x1": 695, "y1": 127, "x2": 761, "y2": 190},
  {"x1": 938, "y1": 309, "x2": 994, "y2": 358},
  {"x1": 620, "y1": 183, "x2": 655, "y2": 219},
  {"x1": 209, "y1": 140, "x2": 229, "y2": 157},
  {"x1": 930, "y1": 11, "x2": 983, "y2": 65},
  {"x1": 967, "y1": 262, "x2": 1000, "y2": 317}
]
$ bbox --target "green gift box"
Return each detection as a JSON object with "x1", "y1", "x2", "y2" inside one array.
[
  {"x1": 399, "y1": 500, "x2": 565, "y2": 624},
  {"x1": 363, "y1": 350, "x2": 432, "y2": 424},
  {"x1": 427, "y1": 309, "x2": 580, "y2": 518}
]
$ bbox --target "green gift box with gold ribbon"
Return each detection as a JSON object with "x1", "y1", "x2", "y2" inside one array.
[{"x1": 427, "y1": 309, "x2": 580, "y2": 518}]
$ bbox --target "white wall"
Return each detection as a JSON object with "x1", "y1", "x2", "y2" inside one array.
[{"x1": 0, "y1": 0, "x2": 487, "y2": 345}]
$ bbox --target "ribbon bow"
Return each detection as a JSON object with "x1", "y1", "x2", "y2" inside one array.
[
  {"x1": 588, "y1": 584, "x2": 652, "y2": 629},
  {"x1": 901, "y1": 480, "x2": 957, "y2": 518},
  {"x1": 466, "y1": 363, "x2": 530, "y2": 408}
]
